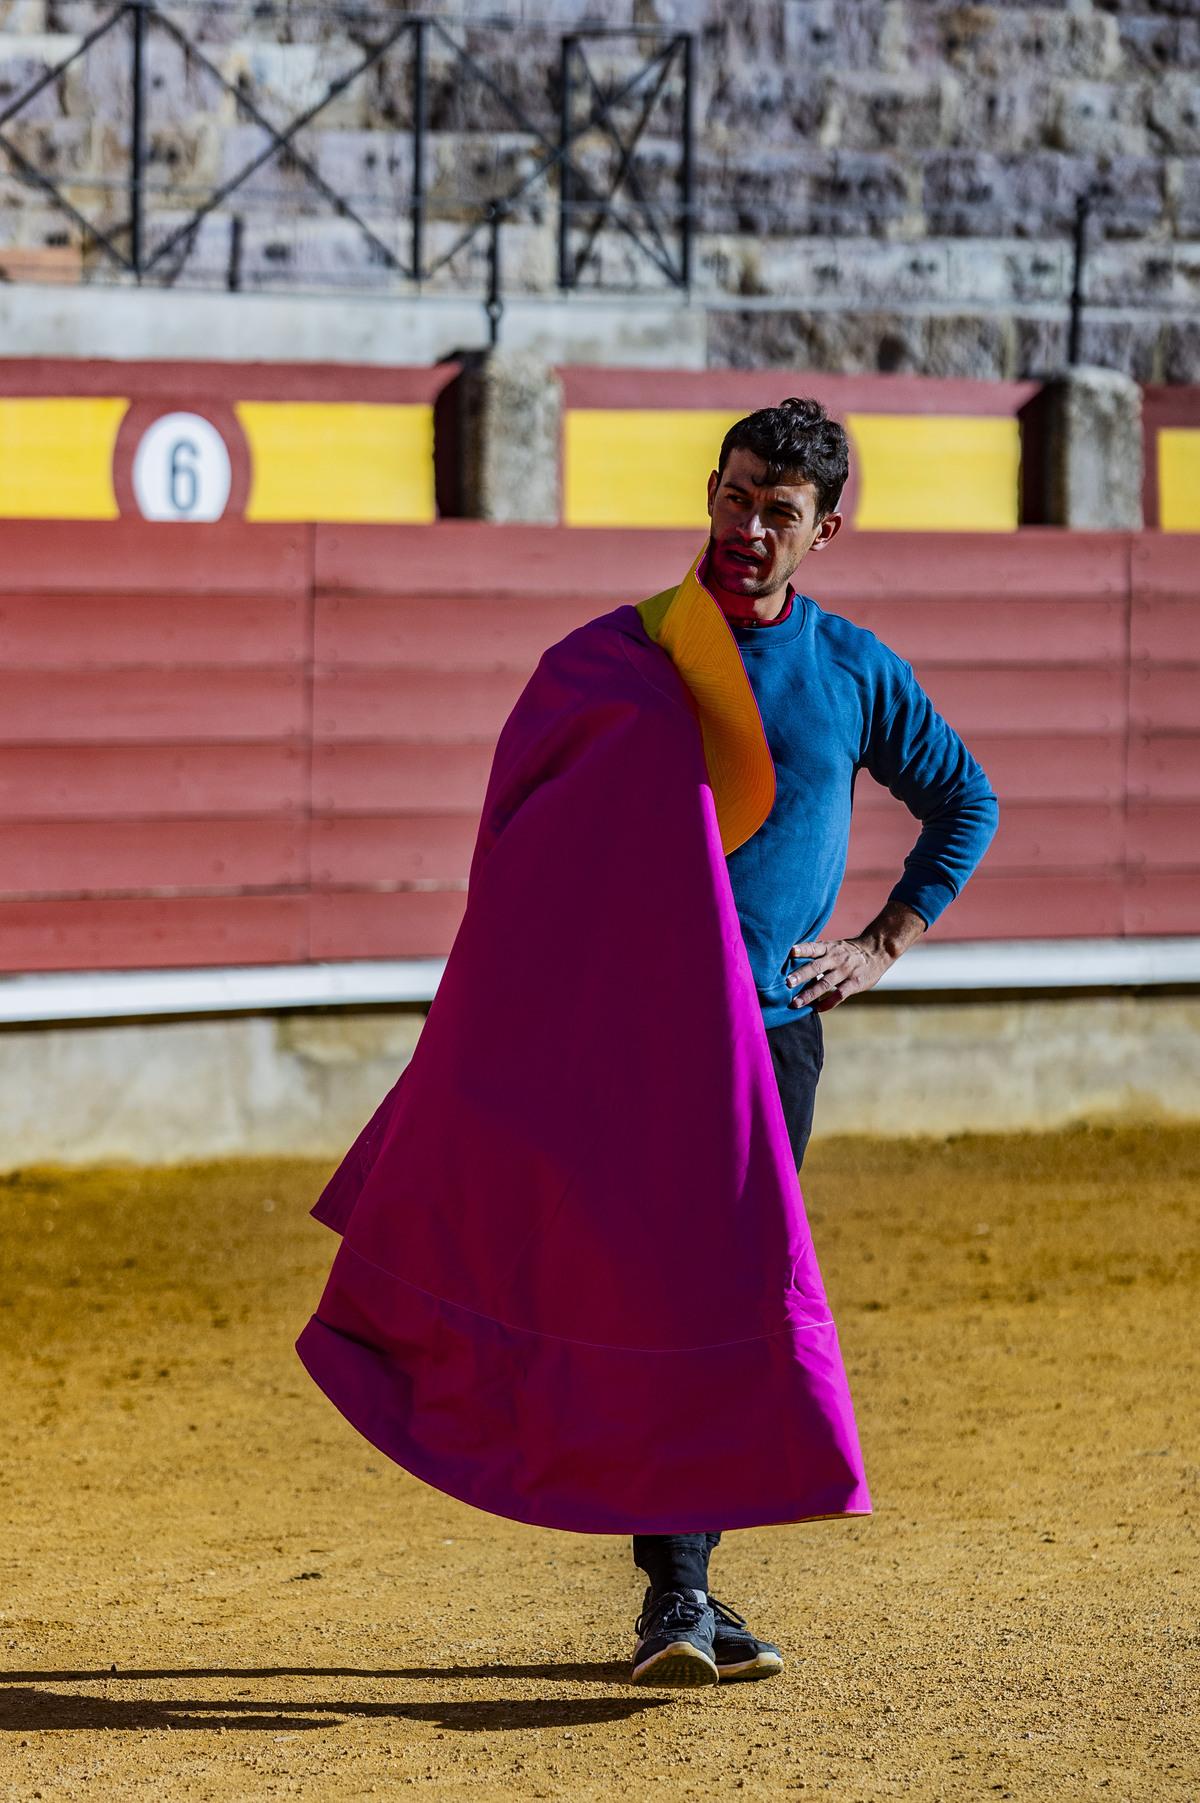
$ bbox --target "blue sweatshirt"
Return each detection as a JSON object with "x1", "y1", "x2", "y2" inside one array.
[{"x1": 726, "y1": 593, "x2": 998, "y2": 1026}]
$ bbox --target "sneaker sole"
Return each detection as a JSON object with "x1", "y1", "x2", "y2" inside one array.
[
  {"x1": 716, "y1": 1652, "x2": 784, "y2": 1682},
  {"x1": 631, "y1": 1641, "x2": 720, "y2": 1688}
]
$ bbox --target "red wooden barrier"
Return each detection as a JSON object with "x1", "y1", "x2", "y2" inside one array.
[{"x1": 0, "y1": 522, "x2": 1196, "y2": 973}]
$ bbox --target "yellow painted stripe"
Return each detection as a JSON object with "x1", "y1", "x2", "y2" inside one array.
[
  {"x1": 1158, "y1": 428, "x2": 1200, "y2": 532},
  {"x1": 564, "y1": 406, "x2": 1021, "y2": 532},
  {"x1": 564, "y1": 409, "x2": 740, "y2": 527},
  {"x1": 236, "y1": 401, "x2": 435, "y2": 524},
  {"x1": 0, "y1": 397, "x2": 126, "y2": 519},
  {"x1": 847, "y1": 413, "x2": 1020, "y2": 532}
]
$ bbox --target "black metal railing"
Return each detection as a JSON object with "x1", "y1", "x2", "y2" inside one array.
[{"x1": 0, "y1": 3, "x2": 696, "y2": 299}]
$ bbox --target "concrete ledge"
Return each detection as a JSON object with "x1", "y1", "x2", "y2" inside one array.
[
  {"x1": 0, "y1": 990, "x2": 1197, "y2": 1169},
  {"x1": 815, "y1": 996, "x2": 1200, "y2": 1139},
  {"x1": 2, "y1": 938, "x2": 1196, "y2": 1026}
]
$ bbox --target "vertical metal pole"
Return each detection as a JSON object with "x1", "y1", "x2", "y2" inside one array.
[
  {"x1": 411, "y1": 17, "x2": 426, "y2": 284},
  {"x1": 485, "y1": 205, "x2": 503, "y2": 345},
  {"x1": 1068, "y1": 189, "x2": 1089, "y2": 368},
  {"x1": 558, "y1": 35, "x2": 573, "y2": 290},
  {"x1": 679, "y1": 33, "x2": 694, "y2": 291},
  {"x1": 227, "y1": 213, "x2": 243, "y2": 291},
  {"x1": 130, "y1": 0, "x2": 147, "y2": 279}
]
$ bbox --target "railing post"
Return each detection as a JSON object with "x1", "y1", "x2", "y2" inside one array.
[
  {"x1": 680, "y1": 31, "x2": 694, "y2": 291},
  {"x1": 558, "y1": 34, "x2": 574, "y2": 290},
  {"x1": 130, "y1": 0, "x2": 148, "y2": 279},
  {"x1": 1068, "y1": 188, "x2": 1091, "y2": 368},
  {"x1": 411, "y1": 16, "x2": 426, "y2": 284},
  {"x1": 485, "y1": 204, "x2": 503, "y2": 345}
]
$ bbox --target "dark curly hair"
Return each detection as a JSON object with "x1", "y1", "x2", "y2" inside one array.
[{"x1": 717, "y1": 397, "x2": 849, "y2": 519}]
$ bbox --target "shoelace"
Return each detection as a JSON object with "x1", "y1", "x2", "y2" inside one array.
[
  {"x1": 707, "y1": 1594, "x2": 749, "y2": 1630},
  {"x1": 635, "y1": 1590, "x2": 711, "y2": 1639}
]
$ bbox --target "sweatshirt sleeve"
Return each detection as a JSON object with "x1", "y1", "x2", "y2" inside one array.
[{"x1": 860, "y1": 667, "x2": 999, "y2": 929}]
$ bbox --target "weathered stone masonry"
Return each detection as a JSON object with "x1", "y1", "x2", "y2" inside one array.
[{"x1": 0, "y1": 0, "x2": 1197, "y2": 380}]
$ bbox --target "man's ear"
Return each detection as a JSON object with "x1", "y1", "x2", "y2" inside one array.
[
  {"x1": 809, "y1": 511, "x2": 843, "y2": 550},
  {"x1": 706, "y1": 469, "x2": 719, "y2": 519}
]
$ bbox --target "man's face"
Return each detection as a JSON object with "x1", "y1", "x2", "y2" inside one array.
[{"x1": 705, "y1": 447, "x2": 841, "y2": 602}]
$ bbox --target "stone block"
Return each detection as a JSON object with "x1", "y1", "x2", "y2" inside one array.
[
  {"x1": 454, "y1": 348, "x2": 563, "y2": 525},
  {"x1": 782, "y1": 0, "x2": 887, "y2": 72},
  {"x1": 1163, "y1": 317, "x2": 1200, "y2": 382},
  {"x1": 1038, "y1": 365, "x2": 1144, "y2": 529},
  {"x1": 1118, "y1": 14, "x2": 1200, "y2": 75},
  {"x1": 0, "y1": 32, "x2": 81, "y2": 124},
  {"x1": 940, "y1": 7, "x2": 1122, "y2": 81},
  {"x1": 707, "y1": 305, "x2": 930, "y2": 374},
  {"x1": 1169, "y1": 156, "x2": 1200, "y2": 232},
  {"x1": 819, "y1": 72, "x2": 960, "y2": 153},
  {"x1": 1015, "y1": 310, "x2": 1067, "y2": 377},
  {"x1": 926, "y1": 310, "x2": 1018, "y2": 378},
  {"x1": 1073, "y1": 314, "x2": 1168, "y2": 384},
  {"x1": 1047, "y1": 78, "x2": 1150, "y2": 156},
  {"x1": 1148, "y1": 71, "x2": 1200, "y2": 153}
]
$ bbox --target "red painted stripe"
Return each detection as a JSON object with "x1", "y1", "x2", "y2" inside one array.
[
  {"x1": 0, "y1": 818, "x2": 305, "y2": 897},
  {"x1": 835, "y1": 598, "x2": 1126, "y2": 666},
  {"x1": 557, "y1": 368, "x2": 1038, "y2": 415},
  {"x1": 0, "y1": 594, "x2": 307, "y2": 668},
  {"x1": 1131, "y1": 667, "x2": 1200, "y2": 732},
  {"x1": 826, "y1": 872, "x2": 1126, "y2": 943},
  {"x1": 309, "y1": 888, "x2": 467, "y2": 960},
  {"x1": 1128, "y1": 734, "x2": 1200, "y2": 801},
  {"x1": 0, "y1": 895, "x2": 309, "y2": 972},
  {"x1": 1125, "y1": 872, "x2": 1200, "y2": 936},
  {"x1": 315, "y1": 595, "x2": 601, "y2": 670},
  {"x1": 0, "y1": 358, "x2": 455, "y2": 405},
  {"x1": 1127, "y1": 802, "x2": 1200, "y2": 868},
  {"x1": 852, "y1": 736, "x2": 1127, "y2": 805},
  {"x1": 315, "y1": 523, "x2": 702, "y2": 598},
  {"x1": 0, "y1": 669, "x2": 306, "y2": 744},
  {"x1": 0, "y1": 522, "x2": 311, "y2": 596},
  {"x1": 0, "y1": 744, "x2": 308, "y2": 820},
  {"x1": 1131, "y1": 532, "x2": 1200, "y2": 598},
  {"x1": 1131, "y1": 598, "x2": 1200, "y2": 664},
  {"x1": 912, "y1": 666, "x2": 1128, "y2": 735},
  {"x1": 311, "y1": 815, "x2": 477, "y2": 886},
  {"x1": 311, "y1": 742, "x2": 493, "y2": 814},
  {"x1": 803, "y1": 530, "x2": 1131, "y2": 603},
  {"x1": 846, "y1": 802, "x2": 1123, "y2": 877},
  {"x1": 312, "y1": 668, "x2": 528, "y2": 743}
]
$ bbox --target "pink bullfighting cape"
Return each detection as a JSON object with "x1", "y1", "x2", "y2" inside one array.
[{"x1": 296, "y1": 554, "x2": 870, "y2": 1534}]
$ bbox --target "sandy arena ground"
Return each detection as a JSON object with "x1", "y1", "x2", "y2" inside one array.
[{"x1": 1, "y1": 1126, "x2": 1197, "y2": 1802}]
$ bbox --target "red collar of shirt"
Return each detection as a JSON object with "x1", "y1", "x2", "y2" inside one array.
[{"x1": 723, "y1": 590, "x2": 794, "y2": 630}]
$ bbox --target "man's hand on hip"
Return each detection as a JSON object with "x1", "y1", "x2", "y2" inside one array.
[{"x1": 785, "y1": 899, "x2": 927, "y2": 1012}]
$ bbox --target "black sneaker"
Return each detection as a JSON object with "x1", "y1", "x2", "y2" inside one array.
[
  {"x1": 631, "y1": 1587, "x2": 719, "y2": 1687},
  {"x1": 708, "y1": 1594, "x2": 784, "y2": 1681}
]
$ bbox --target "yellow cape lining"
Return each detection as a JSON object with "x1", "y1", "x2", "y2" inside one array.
[{"x1": 637, "y1": 552, "x2": 777, "y2": 856}]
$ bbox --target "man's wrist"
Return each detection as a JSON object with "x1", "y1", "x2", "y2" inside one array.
[{"x1": 854, "y1": 901, "x2": 927, "y2": 964}]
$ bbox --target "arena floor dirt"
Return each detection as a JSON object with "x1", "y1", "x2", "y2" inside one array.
[{"x1": 1, "y1": 1126, "x2": 1196, "y2": 1803}]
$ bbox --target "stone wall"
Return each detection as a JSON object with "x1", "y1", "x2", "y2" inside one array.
[{"x1": 0, "y1": 0, "x2": 1196, "y2": 380}]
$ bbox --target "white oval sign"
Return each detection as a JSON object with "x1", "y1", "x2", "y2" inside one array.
[{"x1": 132, "y1": 412, "x2": 232, "y2": 522}]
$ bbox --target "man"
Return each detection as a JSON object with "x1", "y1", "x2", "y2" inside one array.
[
  {"x1": 298, "y1": 398, "x2": 997, "y2": 1694},
  {"x1": 627, "y1": 397, "x2": 997, "y2": 1683}
]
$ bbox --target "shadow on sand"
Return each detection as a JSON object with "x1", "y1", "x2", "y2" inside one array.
[{"x1": 0, "y1": 1663, "x2": 672, "y2": 1734}]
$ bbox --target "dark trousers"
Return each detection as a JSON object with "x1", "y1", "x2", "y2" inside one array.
[{"x1": 633, "y1": 1010, "x2": 824, "y2": 1596}]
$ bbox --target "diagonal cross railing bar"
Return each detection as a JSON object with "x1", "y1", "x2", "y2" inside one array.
[
  {"x1": 0, "y1": 6, "x2": 694, "y2": 298},
  {"x1": 143, "y1": 8, "x2": 416, "y2": 277},
  {"x1": 0, "y1": 120, "x2": 135, "y2": 270},
  {"x1": 565, "y1": 39, "x2": 683, "y2": 287},
  {"x1": 417, "y1": 28, "x2": 690, "y2": 288},
  {"x1": 0, "y1": 1, "x2": 129, "y2": 129}
]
